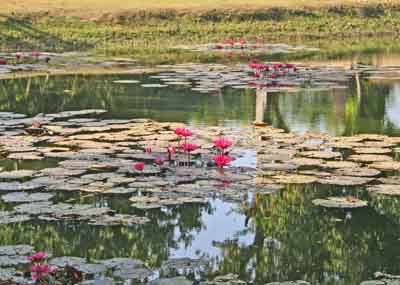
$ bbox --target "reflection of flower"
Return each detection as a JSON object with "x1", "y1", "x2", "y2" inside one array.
[
  {"x1": 30, "y1": 264, "x2": 54, "y2": 281},
  {"x1": 32, "y1": 51, "x2": 41, "y2": 58},
  {"x1": 28, "y1": 252, "x2": 47, "y2": 262},
  {"x1": 167, "y1": 146, "x2": 176, "y2": 155},
  {"x1": 133, "y1": 162, "x2": 145, "y2": 171},
  {"x1": 166, "y1": 146, "x2": 176, "y2": 161},
  {"x1": 155, "y1": 156, "x2": 165, "y2": 166},
  {"x1": 213, "y1": 138, "x2": 232, "y2": 150},
  {"x1": 213, "y1": 155, "x2": 232, "y2": 169},
  {"x1": 181, "y1": 143, "x2": 199, "y2": 153}
]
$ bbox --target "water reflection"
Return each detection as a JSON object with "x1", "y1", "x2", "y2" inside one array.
[
  {"x1": 0, "y1": 73, "x2": 400, "y2": 136},
  {"x1": 212, "y1": 186, "x2": 400, "y2": 284},
  {"x1": 1, "y1": 69, "x2": 400, "y2": 284},
  {"x1": 255, "y1": 88, "x2": 267, "y2": 125}
]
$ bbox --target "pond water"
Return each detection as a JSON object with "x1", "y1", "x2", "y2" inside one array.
[
  {"x1": 1, "y1": 71, "x2": 400, "y2": 137},
  {"x1": 0, "y1": 51, "x2": 400, "y2": 285}
]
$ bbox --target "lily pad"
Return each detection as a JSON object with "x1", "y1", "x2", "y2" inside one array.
[
  {"x1": 291, "y1": 158, "x2": 324, "y2": 167},
  {"x1": 0, "y1": 245, "x2": 34, "y2": 256},
  {"x1": 1, "y1": 192, "x2": 54, "y2": 203},
  {"x1": 334, "y1": 168, "x2": 381, "y2": 177},
  {"x1": 0, "y1": 182, "x2": 43, "y2": 191},
  {"x1": 312, "y1": 197, "x2": 368, "y2": 208},
  {"x1": 0, "y1": 211, "x2": 31, "y2": 225},
  {"x1": 368, "y1": 185, "x2": 400, "y2": 196},
  {"x1": 100, "y1": 258, "x2": 152, "y2": 281},
  {"x1": 318, "y1": 176, "x2": 373, "y2": 186},
  {"x1": 152, "y1": 277, "x2": 193, "y2": 285},
  {"x1": 300, "y1": 151, "x2": 341, "y2": 159},
  {"x1": 273, "y1": 175, "x2": 317, "y2": 184},
  {"x1": 323, "y1": 161, "x2": 359, "y2": 169},
  {"x1": 348, "y1": 154, "x2": 393, "y2": 163},
  {"x1": 0, "y1": 170, "x2": 37, "y2": 180},
  {"x1": 7, "y1": 152, "x2": 43, "y2": 160},
  {"x1": 369, "y1": 161, "x2": 400, "y2": 171},
  {"x1": 354, "y1": 148, "x2": 392, "y2": 154},
  {"x1": 89, "y1": 214, "x2": 149, "y2": 226},
  {"x1": 113, "y1": 80, "x2": 140, "y2": 84}
]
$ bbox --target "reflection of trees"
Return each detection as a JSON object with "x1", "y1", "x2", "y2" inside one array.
[
  {"x1": 0, "y1": 75, "x2": 258, "y2": 126},
  {"x1": 344, "y1": 77, "x2": 394, "y2": 136},
  {"x1": 211, "y1": 185, "x2": 400, "y2": 284},
  {"x1": 0, "y1": 196, "x2": 212, "y2": 268},
  {"x1": 271, "y1": 77, "x2": 398, "y2": 136}
]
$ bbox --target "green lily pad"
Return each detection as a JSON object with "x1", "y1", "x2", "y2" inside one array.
[
  {"x1": 1, "y1": 192, "x2": 54, "y2": 203},
  {"x1": 313, "y1": 197, "x2": 368, "y2": 209}
]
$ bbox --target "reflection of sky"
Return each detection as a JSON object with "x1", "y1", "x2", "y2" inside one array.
[
  {"x1": 172, "y1": 199, "x2": 254, "y2": 259},
  {"x1": 386, "y1": 83, "x2": 400, "y2": 128}
]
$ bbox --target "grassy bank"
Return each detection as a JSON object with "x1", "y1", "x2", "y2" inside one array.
[{"x1": 1, "y1": 1, "x2": 400, "y2": 65}]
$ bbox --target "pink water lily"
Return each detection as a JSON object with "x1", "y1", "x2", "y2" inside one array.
[
  {"x1": 174, "y1": 128, "x2": 193, "y2": 138},
  {"x1": 181, "y1": 143, "x2": 199, "y2": 153},
  {"x1": 213, "y1": 138, "x2": 233, "y2": 150},
  {"x1": 28, "y1": 252, "x2": 47, "y2": 262},
  {"x1": 144, "y1": 147, "x2": 152, "y2": 153},
  {"x1": 133, "y1": 162, "x2": 145, "y2": 171},
  {"x1": 213, "y1": 154, "x2": 233, "y2": 169},
  {"x1": 0, "y1": 58, "x2": 7, "y2": 65}
]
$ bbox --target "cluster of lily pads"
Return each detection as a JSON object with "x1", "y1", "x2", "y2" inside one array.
[
  {"x1": 177, "y1": 38, "x2": 319, "y2": 55},
  {"x1": 0, "y1": 109, "x2": 260, "y2": 226},
  {"x1": 118, "y1": 62, "x2": 351, "y2": 94},
  {"x1": 255, "y1": 126, "x2": 400, "y2": 209},
  {"x1": 0, "y1": 52, "x2": 138, "y2": 76},
  {"x1": 0, "y1": 108, "x2": 399, "y2": 283},
  {"x1": 0, "y1": 245, "x2": 213, "y2": 284}
]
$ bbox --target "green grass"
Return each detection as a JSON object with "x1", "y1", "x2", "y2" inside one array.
[
  {"x1": 3, "y1": 0, "x2": 398, "y2": 16},
  {"x1": 1, "y1": 2, "x2": 400, "y2": 65}
]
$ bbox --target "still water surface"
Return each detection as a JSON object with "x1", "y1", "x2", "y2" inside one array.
[{"x1": 0, "y1": 52, "x2": 400, "y2": 284}]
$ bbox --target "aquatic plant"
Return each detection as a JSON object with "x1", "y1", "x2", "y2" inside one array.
[
  {"x1": 32, "y1": 51, "x2": 41, "y2": 59},
  {"x1": 167, "y1": 146, "x2": 176, "y2": 162},
  {"x1": 213, "y1": 138, "x2": 233, "y2": 151},
  {"x1": 133, "y1": 162, "x2": 145, "y2": 172},
  {"x1": 213, "y1": 154, "x2": 232, "y2": 169},
  {"x1": 30, "y1": 264, "x2": 54, "y2": 282},
  {"x1": 0, "y1": 59, "x2": 7, "y2": 65},
  {"x1": 181, "y1": 143, "x2": 199, "y2": 166},
  {"x1": 28, "y1": 252, "x2": 47, "y2": 262},
  {"x1": 174, "y1": 127, "x2": 193, "y2": 149},
  {"x1": 155, "y1": 156, "x2": 165, "y2": 167},
  {"x1": 27, "y1": 252, "x2": 57, "y2": 284},
  {"x1": 181, "y1": 143, "x2": 198, "y2": 153},
  {"x1": 174, "y1": 128, "x2": 193, "y2": 138}
]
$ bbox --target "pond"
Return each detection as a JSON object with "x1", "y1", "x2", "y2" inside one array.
[
  {"x1": 0, "y1": 50, "x2": 400, "y2": 285},
  {"x1": 1, "y1": 71, "x2": 400, "y2": 137}
]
